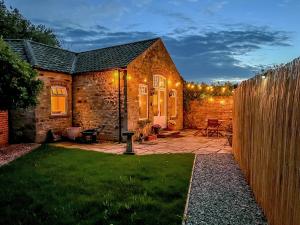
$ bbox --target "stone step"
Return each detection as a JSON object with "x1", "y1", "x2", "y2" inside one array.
[{"x1": 157, "y1": 130, "x2": 180, "y2": 138}]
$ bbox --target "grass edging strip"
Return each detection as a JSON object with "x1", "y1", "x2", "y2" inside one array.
[{"x1": 182, "y1": 154, "x2": 196, "y2": 225}]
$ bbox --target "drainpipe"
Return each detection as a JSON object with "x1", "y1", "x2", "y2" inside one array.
[{"x1": 118, "y1": 69, "x2": 122, "y2": 143}]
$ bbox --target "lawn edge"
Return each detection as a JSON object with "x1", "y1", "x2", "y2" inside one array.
[
  {"x1": 0, "y1": 143, "x2": 41, "y2": 167},
  {"x1": 182, "y1": 153, "x2": 196, "y2": 225}
]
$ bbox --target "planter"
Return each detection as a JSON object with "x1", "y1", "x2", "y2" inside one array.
[{"x1": 168, "y1": 124, "x2": 176, "y2": 131}]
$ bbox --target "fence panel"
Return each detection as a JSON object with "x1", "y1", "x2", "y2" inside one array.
[{"x1": 233, "y1": 58, "x2": 300, "y2": 225}]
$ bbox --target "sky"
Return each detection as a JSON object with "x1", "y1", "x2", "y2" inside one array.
[{"x1": 4, "y1": 0, "x2": 300, "y2": 82}]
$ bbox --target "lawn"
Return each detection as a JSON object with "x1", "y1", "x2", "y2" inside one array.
[{"x1": 0, "y1": 145, "x2": 194, "y2": 225}]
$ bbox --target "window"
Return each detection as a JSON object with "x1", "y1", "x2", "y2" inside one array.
[
  {"x1": 153, "y1": 75, "x2": 166, "y2": 88},
  {"x1": 51, "y1": 86, "x2": 67, "y2": 115},
  {"x1": 169, "y1": 89, "x2": 177, "y2": 117},
  {"x1": 139, "y1": 84, "x2": 148, "y2": 120}
]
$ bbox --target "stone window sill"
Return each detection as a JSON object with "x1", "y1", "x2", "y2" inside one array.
[{"x1": 49, "y1": 114, "x2": 70, "y2": 119}]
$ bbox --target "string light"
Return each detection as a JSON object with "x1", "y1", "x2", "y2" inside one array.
[
  {"x1": 198, "y1": 85, "x2": 202, "y2": 89},
  {"x1": 191, "y1": 85, "x2": 195, "y2": 89}
]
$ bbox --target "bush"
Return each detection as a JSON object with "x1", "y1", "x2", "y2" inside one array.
[{"x1": 0, "y1": 38, "x2": 43, "y2": 110}]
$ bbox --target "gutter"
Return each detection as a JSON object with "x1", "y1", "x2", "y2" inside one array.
[
  {"x1": 118, "y1": 68, "x2": 128, "y2": 143},
  {"x1": 118, "y1": 69, "x2": 122, "y2": 142}
]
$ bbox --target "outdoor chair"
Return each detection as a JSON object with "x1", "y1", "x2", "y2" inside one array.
[{"x1": 206, "y1": 119, "x2": 221, "y2": 137}]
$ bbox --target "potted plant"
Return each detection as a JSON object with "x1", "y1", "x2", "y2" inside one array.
[
  {"x1": 168, "y1": 120, "x2": 176, "y2": 131},
  {"x1": 151, "y1": 124, "x2": 161, "y2": 135}
]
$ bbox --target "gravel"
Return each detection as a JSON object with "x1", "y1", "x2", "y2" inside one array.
[
  {"x1": 185, "y1": 154, "x2": 267, "y2": 225},
  {"x1": 0, "y1": 143, "x2": 40, "y2": 166}
]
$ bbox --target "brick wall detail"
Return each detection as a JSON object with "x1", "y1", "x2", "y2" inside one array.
[
  {"x1": 184, "y1": 96, "x2": 233, "y2": 129},
  {"x1": 0, "y1": 111, "x2": 8, "y2": 146}
]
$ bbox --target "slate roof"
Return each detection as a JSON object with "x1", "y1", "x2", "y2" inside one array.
[{"x1": 5, "y1": 38, "x2": 160, "y2": 74}]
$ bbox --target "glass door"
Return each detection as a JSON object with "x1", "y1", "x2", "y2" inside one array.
[{"x1": 153, "y1": 75, "x2": 167, "y2": 128}]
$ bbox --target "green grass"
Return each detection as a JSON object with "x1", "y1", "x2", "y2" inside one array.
[{"x1": 0, "y1": 145, "x2": 194, "y2": 225}]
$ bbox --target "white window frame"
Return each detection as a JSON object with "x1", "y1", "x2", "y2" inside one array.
[
  {"x1": 138, "y1": 84, "x2": 148, "y2": 120},
  {"x1": 170, "y1": 89, "x2": 177, "y2": 117},
  {"x1": 50, "y1": 86, "x2": 68, "y2": 116}
]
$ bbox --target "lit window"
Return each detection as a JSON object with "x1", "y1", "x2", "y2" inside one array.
[
  {"x1": 139, "y1": 84, "x2": 148, "y2": 120},
  {"x1": 51, "y1": 86, "x2": 67, "y2": 115},
  {"x1": 169, "y1": 89, "x2": 177, "y2": 117}
]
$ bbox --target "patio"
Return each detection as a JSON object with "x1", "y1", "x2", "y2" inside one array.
[{"x1": 53, "y1": 129, "x2": 232, "y2": 155}]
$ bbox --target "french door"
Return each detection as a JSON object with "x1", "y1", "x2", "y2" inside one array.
[{"x1": 153, "y1": 75, "x2": 167, "y2": 128}]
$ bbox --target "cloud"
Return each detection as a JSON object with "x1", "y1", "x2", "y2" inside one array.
[
  {"x1": 204, "y1": 1, "x2": 228, "y2": 15},
  {"x1": 162, "y1": 25, "x2": 291, "y2": 81},
  {"x1": 51, "y1": 22, "x2": 291, "y2": 81}
]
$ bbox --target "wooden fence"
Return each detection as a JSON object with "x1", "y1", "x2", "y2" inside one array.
[{"x1": 233, "y1": 58, "x2": 300, "y2": 225}]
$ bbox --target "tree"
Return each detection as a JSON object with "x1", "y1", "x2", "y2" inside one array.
[
  {"x1": 0, "y1": 38, "x2": 43, "y2": 110},
  {"x1": 0, "y1": 0, "x2": 60, "y2": 47}
]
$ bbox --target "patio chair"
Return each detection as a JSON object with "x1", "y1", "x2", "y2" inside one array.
[{"x1": 206, "y1": 119, "x2": 221, "y2": 137}]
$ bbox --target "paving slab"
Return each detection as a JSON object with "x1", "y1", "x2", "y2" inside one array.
[{"x1": 53, "y1": 129, "x2": 232, "y2": 155}]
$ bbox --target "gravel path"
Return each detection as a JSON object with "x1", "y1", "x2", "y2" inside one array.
[
  {"x1": 184, "y1": 154, "x2": 267, "y2": 225},
  {"x1": 0, "y1": 143, "x2": 40, "y2": 166}
]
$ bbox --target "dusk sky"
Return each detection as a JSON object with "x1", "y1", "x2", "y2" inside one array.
[{"x1": 5, "y1": 0, "x2": 300, "y2": 82}]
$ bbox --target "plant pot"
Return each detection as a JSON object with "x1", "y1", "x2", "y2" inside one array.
[{"x1": 168, "y1": 124, "x2": 176, "y2": 131}]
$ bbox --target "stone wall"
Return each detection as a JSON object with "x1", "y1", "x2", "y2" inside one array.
[
  {"x1": 73, "y1": 70, "x2": 126, "y2": 141},
  {"x1": 127, "y1": 39, "x2": 183, "y2": 139},
  {"x1": 9, "y1": 108, "x2": 36, "y2": 143},
  {"x1": 35, "y1": 70, "x2": 73, "y2": 143},
  {"x1": 9, "y1": 70, "x2": 72, "y2": 143},
  {"x1": 184, "y1": 96, "x2": 233, "y2": 129},
  {"x1": 0, "y1": 111, "x2": 8, "y2": 146}
]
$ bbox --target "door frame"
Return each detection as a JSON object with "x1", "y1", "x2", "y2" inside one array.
[{"x1": 153, "y1": 75, "x2": 167, "y2": 128}]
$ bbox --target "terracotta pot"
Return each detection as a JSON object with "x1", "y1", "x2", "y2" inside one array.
[{"x1": 168, "y1": 124, "x2": 176, "y2": 131}]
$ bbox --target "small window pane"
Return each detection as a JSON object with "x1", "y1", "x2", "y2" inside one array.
[
  {"x1": 159, "y1": 90, "x2": 165, "y2": 116},
  {"x1": 51, "y1": 86, "x2": 67, "y2": 115},
  {"x1": 139, "y1": 84, "x2": 148, "y2": 119}
]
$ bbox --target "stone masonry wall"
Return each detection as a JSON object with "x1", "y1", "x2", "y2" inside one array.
[
  {"x1": 127, "y1": 39, "x2": 183, "y2": 139},
  {"x1": 0, "y1": 111, "x2": 8, "y2": 146},
  {"x1": 73, "y1": 71, "x2": 126, "y2": 141},
  {"x1": 184, "y1": 96, "x2": 233, "y2": 129},
  {"x1": 9, "y1": 107, "x2": 36, "y2": 143},
  {"x1": 35, "y1": 70, "x2": 72, "y2": 143}
]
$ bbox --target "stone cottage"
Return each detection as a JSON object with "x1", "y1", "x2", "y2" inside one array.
[{"x1": 6, "y1": 38, "x2": 183, "y2": 142}]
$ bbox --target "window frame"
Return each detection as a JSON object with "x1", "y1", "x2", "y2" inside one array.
[
  {"x1": 50, "y1": 86, "x2": 68, "y2": 116},
  {"x1": 170, "y1": 89, "x2": 177, "y2": 118},
  {"x1": 138, "y1": 84, "x2": 149, "y2": 120}
]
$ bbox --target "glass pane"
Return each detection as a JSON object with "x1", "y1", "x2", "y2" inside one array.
[
  {"x1": 153, "y1": 76, "x2": 159, "y2": 88},
  {"x1": 159, "y1": 78, "x2": 166, "y2": 88},
  {"x1": 139, "y1": 95, "x2": 148, "y2": 119},
  {"x1": 51, "y1": 96, "x2": 66, "y2": 114},
  {"x1": 153, "y1": 92, "x2": 158, "y2": 116},
  {"x1": 160, "y1": 90, "x2": 165, "y2": 116},
  {"x1": 51, "y1": 88, "x2": 57, "y2": 95}
]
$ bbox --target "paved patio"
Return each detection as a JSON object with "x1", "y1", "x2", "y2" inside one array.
[{"x1": 53, "y1": 130, "x2": 232, "y2": 155}]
